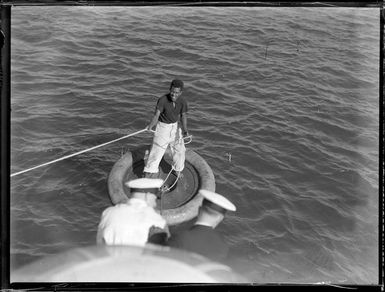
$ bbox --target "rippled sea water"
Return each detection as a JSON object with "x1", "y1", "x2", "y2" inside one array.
[{"x1": 10, "y1": 6, "x2": 379, "y2": 284}]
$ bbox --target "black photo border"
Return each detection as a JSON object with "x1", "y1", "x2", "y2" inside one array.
[{"x1": 1, "y1": 1, "x2": 383, "y2": 291}]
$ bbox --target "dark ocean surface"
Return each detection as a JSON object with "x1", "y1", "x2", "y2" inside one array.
[{"x1": 10, "y1": 6, "x2": 379, "y2": 284}]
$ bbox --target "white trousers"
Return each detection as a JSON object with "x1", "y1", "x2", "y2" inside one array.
[{"x1": 143, "y1": 121, "x2": 186, "y2": 173}]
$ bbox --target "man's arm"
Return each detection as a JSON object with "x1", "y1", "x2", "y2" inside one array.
[
  {"x1": 181, "y1": 112, "x2": 188, "y2": 137},
  {"x1": 147, "y1": 109, "x2": 161, "y2": 131}
]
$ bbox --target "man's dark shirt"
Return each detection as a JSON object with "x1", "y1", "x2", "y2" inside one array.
[
  {"x1": 156, "y1": 94, "x2": 188, "y2": 124},
  {"x1": 168, "y1": 224, "x2": 229, "y2": 262}
]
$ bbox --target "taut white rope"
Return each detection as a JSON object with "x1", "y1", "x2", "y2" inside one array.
[{"x1": 11, "y1": 128, "x2": 148, "y2": 178}]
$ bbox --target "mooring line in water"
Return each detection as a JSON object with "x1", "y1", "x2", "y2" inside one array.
[{"x1": 11, "y1": 128, "x2": 148, "y2": 178}]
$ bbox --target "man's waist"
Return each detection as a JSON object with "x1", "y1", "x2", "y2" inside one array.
[{"x1": 158, "y1": 121, "x2": 179, "y2": 126}]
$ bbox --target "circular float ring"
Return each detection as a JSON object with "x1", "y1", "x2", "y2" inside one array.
[{"x1": 107, "y1": 145, "x2": 215, "y2": 226}]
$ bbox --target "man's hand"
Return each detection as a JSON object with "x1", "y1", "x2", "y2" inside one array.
[{"x1": 148, "y1": 226, "x2": 170, "y2": 245}]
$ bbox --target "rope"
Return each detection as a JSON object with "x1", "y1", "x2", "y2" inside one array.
[
  {"x1": 159, "y1": 165, "x2": 180, "y2": 216},
  {"x1": 157, "y1": 134, "x2": 192, "y2": 214},
  {"x1": 160, "y1": 165, "x2": 182, "y2": 194},
  {"x1": 161, "y1": 165, "x2": 176, "y2": 189},
  {"x1": 11, "y1": 128, "x2": 148, "y2": 178},
  {"x1": 181, "y1": 135, "x2": 192, "y2": 145},
  {"x1": 158, "y1": 135, "x2": 192, "y2": 194}
]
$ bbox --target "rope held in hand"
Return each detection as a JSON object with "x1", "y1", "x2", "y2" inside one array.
[{"x1": 11, "y1": 128, "x2": 148, "y2": 178}]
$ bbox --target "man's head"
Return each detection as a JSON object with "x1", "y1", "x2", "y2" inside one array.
[
  {"x1": 125, "y1": 178, "x2": 164, "y2": 208},
  {"x1": 197, "y1": 190, "x2": 236, "y2": 228},
  {"x1": 169, "y1": 79, "x2": 184, "y2": 102}
]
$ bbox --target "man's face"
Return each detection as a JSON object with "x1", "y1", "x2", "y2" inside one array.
[{"x1": 170, "y1": 86, "x2": 182, "y2": 102}]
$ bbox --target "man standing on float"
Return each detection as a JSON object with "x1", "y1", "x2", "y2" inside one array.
[{"x1": 143, "y1": 79, "x2": 189, "y2": 179}]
